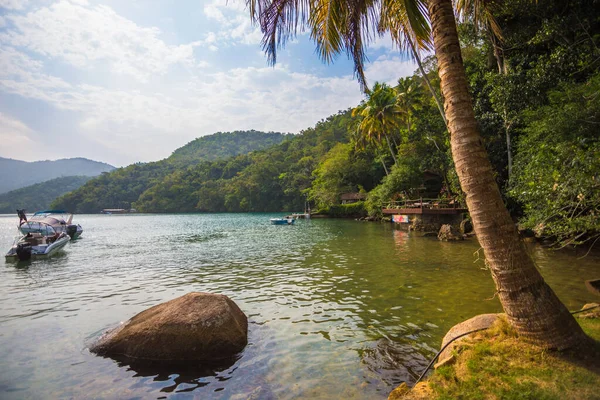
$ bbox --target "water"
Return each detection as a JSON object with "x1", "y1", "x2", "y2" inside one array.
[{"x1": 0, "y1": 214, "x2": 597, "y2": 399}]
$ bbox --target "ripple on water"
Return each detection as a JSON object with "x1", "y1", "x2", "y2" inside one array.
[{"x1": 0, "y1": 214, "x2": 598, "y2": 399}]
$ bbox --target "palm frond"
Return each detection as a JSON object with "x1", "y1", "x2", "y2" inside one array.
[
  {"x1": 248, "y1": 0, "x2": 311, "y2": 65},
  {"x1": 455, "y1": 0, "x2": 503, "y2": 40},
  {"x1": 309, "y1": 0, "x2": 345, "y2": 63},
  {"x1": 380, "y1": 0, "x2": 431, "y2": 54}
]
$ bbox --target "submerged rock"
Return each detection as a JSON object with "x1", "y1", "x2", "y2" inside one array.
[
  {"x1": 437, "y1": 224, "x2": 464, "y2": 241},
  {"x1": 90, "y1": 292, "x2": 248, "y2": 361}
]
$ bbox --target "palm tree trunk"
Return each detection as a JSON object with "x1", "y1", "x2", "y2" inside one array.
[
  {"x1": 383, "y1": 132, "x2": 399, "y2": 165},
  {"x1": 375, "y1": 147, "x2": 389, "y2": 175},
  {"x1": 428, "y1": 0, "x2": 587, "y2": 349},
  {"x1": 408, "y1": 36, "x2": 447, "y2": 127}
]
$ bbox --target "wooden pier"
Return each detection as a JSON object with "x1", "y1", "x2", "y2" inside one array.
[{"x1": 382, "y1": 198, "x2": 467, "y2": 215}]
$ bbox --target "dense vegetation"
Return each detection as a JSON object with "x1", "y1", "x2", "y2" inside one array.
[
  {"x1": 0, "y1": 157, "x2": 114, "y2": 194},
  {"x1": 53, "y1": 0, "x2": 599, "y2": 247},
  {"x1": 52, "y1": 131, "x2": 291, "y2": 212},
  {"x1": 0, "y1": 176, "x2": 93, "y2": 214}
]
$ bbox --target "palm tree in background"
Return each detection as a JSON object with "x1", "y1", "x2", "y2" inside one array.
[
  {"x1": 351, "y1": 120, "x2": 390, "y2": 176},
  {"x1": 352, "y1": 82, "x2": 402, "y2": 166},
  {"x1": 394, "y1": 76, "x2": 424, "y2": 136},
  {"x1": 247, "y1": 0, "x2": 588, "y2": 349}
]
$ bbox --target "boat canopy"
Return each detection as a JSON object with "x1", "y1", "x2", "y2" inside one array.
[
  {"x1": 33, "y1": 210, "x2": 68, "y2": 216},
  {"x1": 19, "y1": 221, "x2": 58, "y2": 236}
]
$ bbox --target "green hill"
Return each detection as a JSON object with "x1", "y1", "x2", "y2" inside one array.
[
  {"x1": 168, "y1": 130, "x2": 289, "y2": 166},
  {"x1": 0, "y1": 176, "x2": 94, "y2": 214},
  {"x1": 52, "y1": 110, "x2": 385, "y2": 214},
  {"x1": 51, "y1": 130, "x2": 292, "y2": 213},
  {"x1": 0, "y1": 157, "x2": 114, "y2": 194}
]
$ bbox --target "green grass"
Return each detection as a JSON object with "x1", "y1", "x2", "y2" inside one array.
[{"x1": 396, "y1": 315, "x2": 600, "y2": 400}]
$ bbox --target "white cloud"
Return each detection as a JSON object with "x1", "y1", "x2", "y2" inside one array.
[
  {"x1": 0, "y1": 0, "x2": 29, "y2": 10},
  {"x1": 0, "y1": 1, "x2": 423, "y2": 165},
  {"x1": 0, "y1": 44, "x2": 363, "y2": 162},
  {"x1": 364, "y1": 55, "x2": 417, "y2": 85},
  {"x1": 0, "y1": 112, "x2": 34, "y2": 140},
  {"x1": 0, "y1": 112, "x2": 59, "y2": 161},
  {"x1": 203, "y1": 0, "x2": 263, "y2": 46},
  {"x1": 0, "y1": 1, "x2": 205, "y2": 82},
  {"x1": 370, "y1": 33, "x2": 396, "y2": 51}
]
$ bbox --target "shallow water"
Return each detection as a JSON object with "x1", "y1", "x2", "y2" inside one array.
[{"x1": 0, "y1": 213, "x2": 597, "y2": 399}]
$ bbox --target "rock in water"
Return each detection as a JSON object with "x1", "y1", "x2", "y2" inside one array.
[
  {"x1": 90, "y1": 292, "x2": 248, "y2": 361},
  {"x1": 437, "y1": 224, "x2": 464, "y2": 241}
]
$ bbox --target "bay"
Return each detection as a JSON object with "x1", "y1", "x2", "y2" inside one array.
[{"x1": 0, "y1": 213, "x2": 597, "y2": 399}]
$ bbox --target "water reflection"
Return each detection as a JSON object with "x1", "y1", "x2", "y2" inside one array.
[{"x1": 111, "y1": 356, "x2": 239, "y2": 394}]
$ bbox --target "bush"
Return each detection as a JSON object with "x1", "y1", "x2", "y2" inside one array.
[
  {"x1": 510, "y1": 74, "x2": 600, "y2": 246},
  {"x1": 322, "y1": 202, "x2": 367, "y2": 218}
]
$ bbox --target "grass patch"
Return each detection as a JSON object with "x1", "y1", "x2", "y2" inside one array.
[{"x1": 400, "y1": 316, "x2": 600, "y2": 400}]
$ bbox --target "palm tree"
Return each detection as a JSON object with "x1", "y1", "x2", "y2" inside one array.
[
  {"x1": 350, "y1": 113, "x2": 390, "y2": 176},
  {"x1": 394, "y1": 77, "x2": 424, "y2": 135},
  {"x1": 247, "y1": 0, "x2": 588, "y2": 350},
  {"x1": 352, "y1": 82, "x2": 403, "y2": 166}
]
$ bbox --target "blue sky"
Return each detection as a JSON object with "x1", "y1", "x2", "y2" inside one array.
[{"x1": 0, "y1": 0, "x2": 417, "y2": 166}]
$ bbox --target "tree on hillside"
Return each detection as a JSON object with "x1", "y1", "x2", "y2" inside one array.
[
  {"x1": 394, "y1": 77, "x2": 424, "y2": 136},
  {"x1": 247, "y1": 0, "x2": 587, "y2": 349},
  {"x1": 352, "y1": 82, "x2": 403, "y2": 166}
]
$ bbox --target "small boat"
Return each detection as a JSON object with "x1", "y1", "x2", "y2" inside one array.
[
  {"x1": 270, "y1": 217, "x2": 295, "y2": 225},
  {"x1": 5, "y1": 232, "x2": 70, "y2": 261},
  {"x1": 18, "y1": 209, "x2": 83, "y2": 239}
]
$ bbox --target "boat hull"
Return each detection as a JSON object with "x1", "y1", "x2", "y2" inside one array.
[
  {"x1": 270, "y1": 218, "x2": 295, "y2": 225},
  {"x1": 5, "y1": 234, "x2": 70, "y2": 260}
]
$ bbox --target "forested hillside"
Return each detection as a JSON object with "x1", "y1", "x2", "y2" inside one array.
[
  {"x1": 53, "y1": 0, "x2": 599, "y2": 247},
  {"x1": 0, "y1": 157, "x2": 114, "y2": 194},
  {"x1": 133, "y1": 110, "x2": 385, "y2": 212},
  {"x1": 52, "y1": 131, "x2": 291, "y2": 212},
  {"x1": 0, "y1": 176, "x2": 93, "y2": 214}
]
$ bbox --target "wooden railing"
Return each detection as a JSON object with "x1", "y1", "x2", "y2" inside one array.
[{"x1": 384, "y1": 198, "x2": 463, "y2": 210}]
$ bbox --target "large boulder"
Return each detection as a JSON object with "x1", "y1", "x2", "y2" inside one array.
[{"x1": 90, "y1": 292, "x2": 248, "y2": 361}]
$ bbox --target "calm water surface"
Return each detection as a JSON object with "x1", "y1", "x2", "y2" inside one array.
[{"x1": 0, "y1": 214, "x2": 597, "y2": 399}]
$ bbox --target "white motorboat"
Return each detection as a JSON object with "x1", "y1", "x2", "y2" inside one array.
[
  {"x1": 18, "y1": 209, "x2": 83, "y2": 239},
  {"x1": 5, "y1": 232, "x2": 70, "y2": 261}
]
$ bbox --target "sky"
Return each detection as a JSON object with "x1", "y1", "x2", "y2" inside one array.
[{"x1": 0, "y1": 0, "x2": 417, "y2": 167}]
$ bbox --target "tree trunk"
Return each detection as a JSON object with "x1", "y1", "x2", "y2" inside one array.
[
  {"x1": 489, "y1": 31, "x2": 507, "y2": 75},
  {"x1": 375, "y1": 147, "x2": 389, "y2": 175},
  {"x1": 428, "y1": 0, "x2": 587, "y2": 349},
  {"x1": 382, "y1": 130, "x2": 399, "y2": 165}
]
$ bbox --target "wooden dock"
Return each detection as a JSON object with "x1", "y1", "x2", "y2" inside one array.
[{"x1": 382, "y1": 198, "x2": 467, "y2": 215}]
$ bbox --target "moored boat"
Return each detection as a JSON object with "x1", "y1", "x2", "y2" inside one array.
[
  {"x1": 270, "y1": 217, "x2": 295, "y2": 225},
  {"x1": 18, "y1": 209, "x2": 83, "y2": 239},
  {"x1": 5, "y1": 232, "x2": 70, "y2": 261}
]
